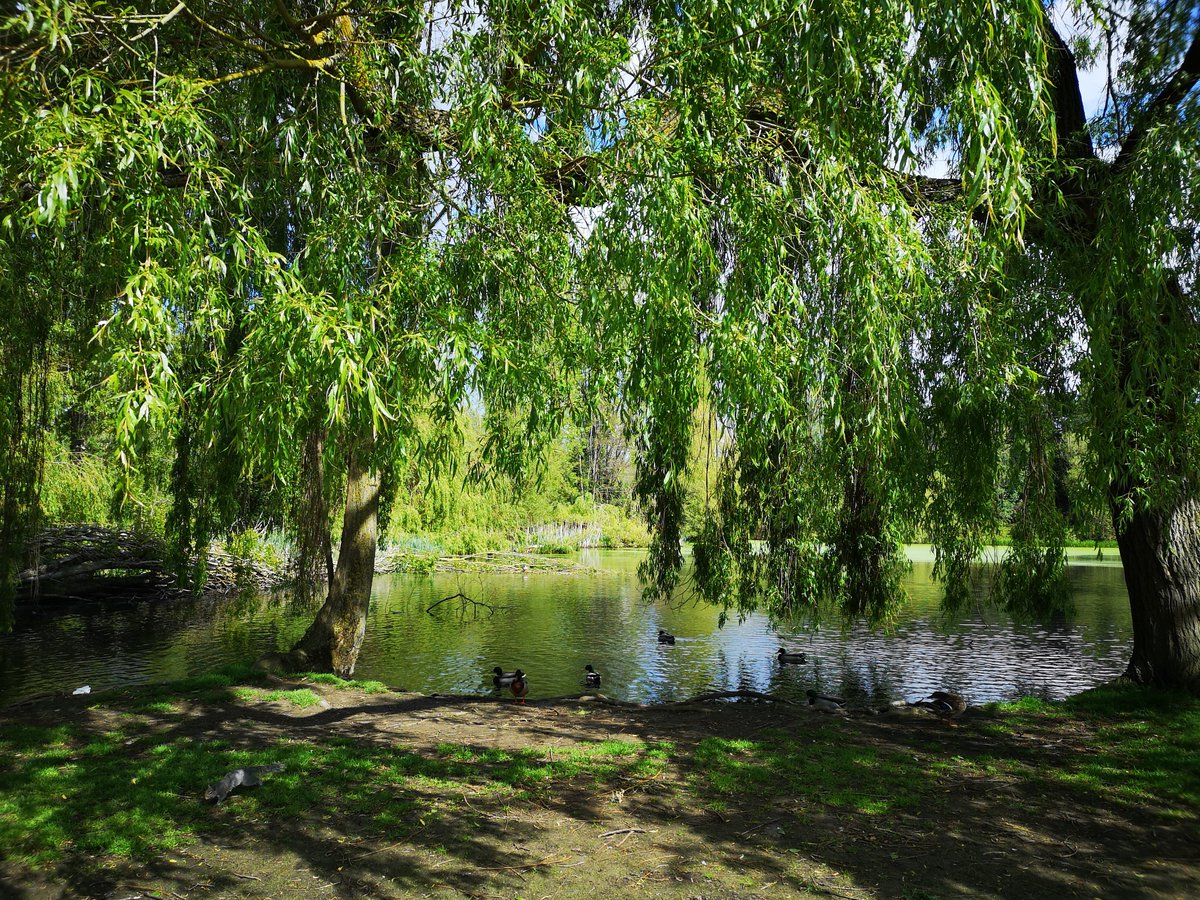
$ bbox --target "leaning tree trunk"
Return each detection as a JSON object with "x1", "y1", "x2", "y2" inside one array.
[
  {"x1": 1111, "y1": 493, "x2": 1200, "y2": 692},
  {"x1": 285, "y1": 443, "x2": 380, "y2": 676}
]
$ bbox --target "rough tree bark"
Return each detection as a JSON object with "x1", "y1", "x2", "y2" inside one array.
[
  {"x1": 1111, "y1": 495, "x2": 1200, "y2": 691},
  {"x1": 283, "y1": 441, "x2": 380, "y2": 676}
]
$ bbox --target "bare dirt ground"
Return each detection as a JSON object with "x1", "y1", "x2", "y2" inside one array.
[{"x1": 2, "y1": 679, "x2": 1196, "y2": 900}]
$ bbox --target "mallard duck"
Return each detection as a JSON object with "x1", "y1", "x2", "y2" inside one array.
[
  {"x1": 657, "y1": 629, "x2": 676, "y2": 644},
  {"x1": 584, "y1": 664, "x2": 602, "y2": 686},
  {"x1": 776, "y1": 648, "x2": 806, "y2": 664},
  {"x1": 510, "y1": 669, "x2": 529, "y2": 703},
  {"x1": 914, "y1": 690, "x2": 967, "y2": 715},
  {"x1": 492, "y1": 666, "x2": 519, "y2": 688},
  {"x1": 806, "y1": 689, "x2": 847, "y2": 713}
]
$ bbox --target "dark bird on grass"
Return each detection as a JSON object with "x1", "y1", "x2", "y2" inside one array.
[
  {"x1": 913, "y1": 690, "x2": 967, "y2": 715},
  {"x1": 510, "y1": 669, "x2": 529, "y2": 703},
  {"x1": 776, "y1": 648, "x2": 807, "y2": 664},
  {"x1": 584, "y1": 664, "x2": 602, "y2": 687},
  {"x1": 493, "y1": 666, "x2": 519, "y2": 687},
  {"x1": 657, "y1": 629, "x2": 676, "y2": 644},
  {"x1": 204, "y1": 763, "x2": 285, "y2": 803},
  {"x1": 807, "y1": 689, "x2": 847, "y2": 714}
]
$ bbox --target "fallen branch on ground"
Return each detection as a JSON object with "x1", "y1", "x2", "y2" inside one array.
[
  {"x1": 602, "y1": 828, "x2": 651, "y2": 837},
  {"x1": 475, "y1": 853, "x2": 574, "y2": 872}
]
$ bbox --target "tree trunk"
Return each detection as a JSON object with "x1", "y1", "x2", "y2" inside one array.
[
  {"x1": 285, "y1": 443, "x2": 380, "y2": 676},
  {"x1": 1112, "y1": 493, "x2": 1200, "y2": 692},
  {"x1": 293, "y1": 425, "x2": 335, "y2": 604}
]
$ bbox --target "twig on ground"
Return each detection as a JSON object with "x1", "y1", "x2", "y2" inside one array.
[
  {"x1": 601, "y1": 827, "x2": 651, "y2": 837},
  {"x1": 809, "y1": 886, "x2": 861, "y2": 900},
  {"x1": 475, "y1": 853, "x2": 573, "y2": 872},
  {"x1": 738, "y1": 815, "x2": 787, "y2": 837},
  {"x1": 352, "y1": 836, "x2": 417, "y2": 860}
]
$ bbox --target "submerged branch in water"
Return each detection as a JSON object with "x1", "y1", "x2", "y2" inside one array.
[{"x1": 423, "y1": 590, "x2": 509, "y2": 618}]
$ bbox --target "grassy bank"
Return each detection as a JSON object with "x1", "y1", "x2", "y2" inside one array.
[{"x1": 1, "y1": 674, "x2": 1196, "y2": 898}]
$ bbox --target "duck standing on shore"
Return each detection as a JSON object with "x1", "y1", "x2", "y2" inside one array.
[
  {"x1": 510, "y1": 669, "x2": 529, "y2": 703},
  {"x1": 584, "y1": 664, "x2": 602, "y2": 687}
]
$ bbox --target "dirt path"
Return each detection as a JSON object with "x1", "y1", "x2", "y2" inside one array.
[{"x1": 2, "y1": 680, "x2": 1196, "y2": 899}]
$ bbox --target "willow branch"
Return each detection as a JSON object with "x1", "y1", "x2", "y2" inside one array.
[
  {"x1": 128, "y1": 2, "x2": 188, "y2": 44},
  {"x1": 1113, "y1": 27, "x2": 1200, "y2": 174},
  {"x1": 201, "y1": 54, "x2": 342, "y2": 87}
]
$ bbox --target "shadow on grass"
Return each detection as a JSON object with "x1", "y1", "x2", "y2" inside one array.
[{"x1": 1, "y1": 677, "x2": 1197, "y2": 898}]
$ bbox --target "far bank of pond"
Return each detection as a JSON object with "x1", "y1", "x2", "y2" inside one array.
[{"x1": 0, "y1": 546, "x2": 1131, "y2": 707}]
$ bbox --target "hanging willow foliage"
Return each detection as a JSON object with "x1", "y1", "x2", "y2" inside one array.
[{"x1": 3, "y1": 0, "x2": 1199, "y2": 687}]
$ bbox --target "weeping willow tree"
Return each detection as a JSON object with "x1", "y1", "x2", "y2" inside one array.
[
  {"x1": 3, "y1": 0, "x2": 1199, "y2": 689},
  {"x1": 575, "y1": 0, "x2": 1200, "y2": 689},
  {"x1": 1, "y1": 0, "x2": 618, "y2": 673}
]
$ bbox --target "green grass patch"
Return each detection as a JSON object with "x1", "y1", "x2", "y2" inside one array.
[
  {"x1": 5, "y1": 677, "x2": 1196, "y2": 875},
  {"x1": 301, "y1": 672, "x2": 389, "y2": 693},
  {"x1": 977, "y1": 684, "x2": 1200, "y2": 816},
  {"x1": 0, "y1": 723, "x2": 678, "y2": 868},
  {"x1": 232, "y1": 687, "x2": 323, "y2": 708},
  {"x1": 1055, "y1": 684, "x2": 1200, "y2": 813},
  {"x1": 107, "y1": 665, "x2": 271, "y2": 709},
  {"x1": 692, "y1": 734, "x2": 932, "y2": 815}
]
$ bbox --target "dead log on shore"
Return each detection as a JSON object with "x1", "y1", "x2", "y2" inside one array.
[{"x1": 17, "y1": 526, "x2": 287, "y2": 607}]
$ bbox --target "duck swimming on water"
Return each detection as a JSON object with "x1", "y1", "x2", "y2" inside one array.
[
  {"x1": 657, "y1": 629, "x2": 676, "y2": 644},
  {"x1": 776, "y1": 648, "x2": 807, "y2": 663}
]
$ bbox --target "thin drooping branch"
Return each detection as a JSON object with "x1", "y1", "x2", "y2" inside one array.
[{"x1": 1114, "y1": 28, "x2": 1200, "y2": 174}]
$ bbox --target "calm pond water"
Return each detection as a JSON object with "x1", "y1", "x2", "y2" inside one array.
[{"x1": 0, "y1": 547, "x2": 1132, "y2": 707}]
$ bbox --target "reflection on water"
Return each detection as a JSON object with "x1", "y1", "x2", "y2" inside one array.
[{"x1": 0, "y1": 549, "x2": 1132, "y2": 707}]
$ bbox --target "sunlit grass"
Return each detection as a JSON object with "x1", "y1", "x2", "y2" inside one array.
[
  {"x1": 232, "y1": 687, "x2": 322, "y2": 708},
  {"x1": 0, "y1": 709, "x2": 676, "y2": 867},
  {"x1": 2, "y1": 676, "x2": 1196, "y2": 872},
  {"x1": 979, "y1": 683, "x2": 1200, "y2": 815},
  {"x1": 301, "y1": 672, "x2": 389, "y2": 693}
]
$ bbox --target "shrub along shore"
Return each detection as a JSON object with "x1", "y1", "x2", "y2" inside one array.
[{"x1": 0, "y1": 671, "x2": 1196, "y2": 899}]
